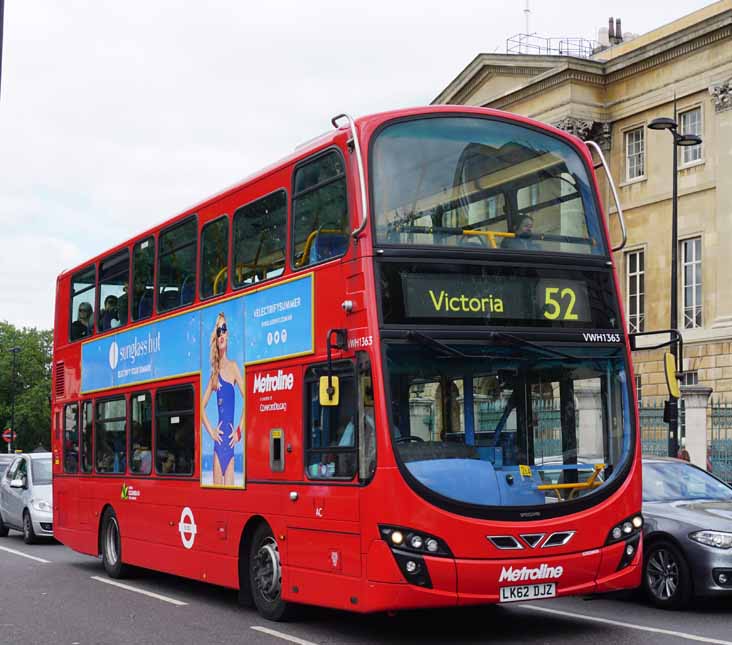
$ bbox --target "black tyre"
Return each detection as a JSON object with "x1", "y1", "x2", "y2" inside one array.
[
  {"x1": 0, "y1": 511, "x2": 9, "y2": 538},
  {"x1": 101, "y1": 508, "x2": 128, "y2": 578},
  {"x1": 23, "y1": 511, "x2": 37, "y2": 545},
  {"x1": 248, "y1": 523, "x2": 297, "y2": 621},
  {"x1": 643, "y1": 540, "x2": 693, "y2": 609}
]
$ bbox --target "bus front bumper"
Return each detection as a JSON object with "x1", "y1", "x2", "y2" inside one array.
[{"x1": 363, "y1": 537, "x2": 642, "y2": 612}]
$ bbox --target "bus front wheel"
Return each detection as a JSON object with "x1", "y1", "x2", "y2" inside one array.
[
  {"x1": 101, "y1": 508, "x2": 128, "y2": 579},
  {"x1": 248, "y1": 523, "x2": 297, "y2": 621}
]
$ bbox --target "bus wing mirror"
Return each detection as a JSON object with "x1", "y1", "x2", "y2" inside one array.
[
  {"x1": 319, "y1": 375, "x2": 340, "y2": 407},
  {"x1": 664, "y1": 352, "x2": 680, "y2": 399}
]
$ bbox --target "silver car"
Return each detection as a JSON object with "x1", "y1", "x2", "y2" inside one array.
[
  {"x1": 0, "y1": 452, "x2": 53, "y2": 543},
  {"x1": 642, "y1": 456, "x2": 732, "y2": 608}
]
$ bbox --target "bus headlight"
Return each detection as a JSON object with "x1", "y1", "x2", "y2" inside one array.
[
  {"x1": 379, "y1": 525, "x2": 452, "y2": 557},
  {"x1": 606, "y1": 514, "x2": 643, "y2": 545}
]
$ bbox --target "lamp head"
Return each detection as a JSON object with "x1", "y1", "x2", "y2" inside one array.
[
  {"x1": 676, "y1": 134, "x2": 702, "y2": 147},
  {"x1": 648, "y1": 117, "x2": 677, "y2": 131}
]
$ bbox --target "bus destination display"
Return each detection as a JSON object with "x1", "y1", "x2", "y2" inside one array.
[{"x1": 401, "y1": 273, "x2": 592, "y2": 323}]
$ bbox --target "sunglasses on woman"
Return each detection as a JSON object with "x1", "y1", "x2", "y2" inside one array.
[{"x1": 216, "y1": 323, "x2": 228, "y2": 337}]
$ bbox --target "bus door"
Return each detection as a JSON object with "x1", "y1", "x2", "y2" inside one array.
[{"x1": 285, "y1": 356, "x2": 373, "y2": 581}]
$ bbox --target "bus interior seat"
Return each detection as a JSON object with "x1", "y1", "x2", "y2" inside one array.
[
  {"x1": 180, "y1": 275, "x2": 194, "y2": 305},
  {"x1": 309, "y1": 232, "x2": 349, "y2": 263},
  {"x1": 160, "y1": 289, "x2": 180, "y2": 311},
  {"x1": 138, "y1": 290, "x2": 153, "y2": 319}
]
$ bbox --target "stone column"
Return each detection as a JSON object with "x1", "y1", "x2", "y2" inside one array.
[
  {"x1": 575, "y1": 381, "x2": 603, "y2": 457},
  {"x1": 708, "y1": 80, "x2": 732, "y2": 328},
  {"x1": 680, "y1": 385, "x2": 713, "y2": 469}
]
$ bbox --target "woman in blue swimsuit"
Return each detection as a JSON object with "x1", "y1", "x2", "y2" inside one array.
[{"x1": 201, "y1": 312, "x2": 245, "y2": 486}]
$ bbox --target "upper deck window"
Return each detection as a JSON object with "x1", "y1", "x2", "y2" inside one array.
[
  {"x1": 292, "y1": 151, "x2": 349, "y2": 269},
  {"x1": 70, "y1": 265, "x2": 96, "y2": 342},
  {"x1": 158, "y1": 217, "x2": 197, "y2": 313},
  {"x1": 371, "y1": 116, "x2": 605, "y2": 256}
]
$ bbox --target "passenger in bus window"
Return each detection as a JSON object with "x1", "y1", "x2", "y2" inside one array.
[
  {"x1": 161, "y1": 452, "x2": 176, "y2": 474},
  {"x1": 100, "y1": 295, "x2": 119, "y2": 331},
  {"x1": 72, "y1": 302, "x2": 94, "y2": 339},
  {"x1": 500, "y1": 216, "x2": 541, "y2": 251},
  {"x1": 201, "y1": 312, "x2": 245, "y2": 486}
]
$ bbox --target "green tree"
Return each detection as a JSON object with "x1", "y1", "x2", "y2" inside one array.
[{"x1": 0, "y1": 322, "x2": 53, "y2": 453}]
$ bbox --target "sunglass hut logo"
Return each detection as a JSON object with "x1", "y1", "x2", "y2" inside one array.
[
  {"x1": 108, "y1": 331, "x2": 161, "y2": 370},
  {"x1": 253, "y1": 369, "x2": 294, "y2": 394}
]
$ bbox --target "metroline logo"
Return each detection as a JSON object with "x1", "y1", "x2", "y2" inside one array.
[
  {"x1": 253, "y1": 370, "x2": 295, "y2": 394},
  {"x1": 499, "y1": 563, "x2": 564, "y2": 583}
]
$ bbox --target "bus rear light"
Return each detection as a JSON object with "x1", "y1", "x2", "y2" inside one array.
[{"x1": 379, "y1": 525, "x2": 452, "y2": 557}]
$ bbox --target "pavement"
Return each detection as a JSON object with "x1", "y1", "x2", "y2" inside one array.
[{"x1": 1, "y1": 531, "x2": 731, "y2": 645}]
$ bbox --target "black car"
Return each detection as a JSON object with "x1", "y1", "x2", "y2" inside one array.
[{"x1": 642, "y1": 456, "x2": 732, "y2": 608}]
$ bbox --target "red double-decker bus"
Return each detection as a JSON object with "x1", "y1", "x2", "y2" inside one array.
[{"x1": 51, "y1": 106, "x2": 642, "y2": 620}]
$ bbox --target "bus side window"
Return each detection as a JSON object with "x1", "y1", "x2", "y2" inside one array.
[
  {"x1": 98, "y1": 249, "x2": 130, "y2": 332},
  {"x1": 358, "y1": 353, "x2": 376, "y2": 483},
  {"x1": 95, "y1": 397, "x2": 127, "y2": 474},
  {"x1": 158, "y1": 216, "x2": 197, "y2": 313},
  {"x1": 155, "y1": 386, "x2": 194, "y2": 476},
  {"x1": 70, "y1": 265, "x2": 96, "y2": 342},
  {"x1": 232, "y1": 190, "x2": 287, "y2": 287},
  {"x1": 305, "y1": 363, "x2": 357, "y2": 479},
  {"x1": 132, "y1": 236, "x2": 155, "y2": 321},
  {"x1": 81, "y1": 400, "x2": 93, "y2": 473},
  {"x1": 200, "y1": 215, "x2": 229, "y2": 299},
  {"x1": 292, "y1": 150, "x2": 349, "y2": 269},
  {"x1": 130, "y1": 392, "x2": 152, "y2": 475},
  {"x1": 63, "y1": 403, "x2": 79, "y2": 473}
]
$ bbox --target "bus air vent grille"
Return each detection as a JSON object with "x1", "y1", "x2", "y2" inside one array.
[{"x1": 54, "y1": 361, "x2": 65, "y2": 398}]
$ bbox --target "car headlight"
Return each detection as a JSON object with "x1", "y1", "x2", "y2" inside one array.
[
  {"x1": 689, "y1": 530, "x2": 732, "y2": 549},
  {"x1": 31, "y1": 499, "x2": 52, "y2": 512}
]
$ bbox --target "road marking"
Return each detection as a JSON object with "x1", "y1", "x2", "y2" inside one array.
[
  {"x1": 90, "y1": 576, "x2": 187, "y2": 606},
  {"x1": 0, "y1": 545, "x2": 51, "y2": 563},
  {"x1": 523, "y1": 604, "x2": 732, "y2": 645},
  {"x1": 251, "y1": 626, "x2": 320, "y2": 645}
]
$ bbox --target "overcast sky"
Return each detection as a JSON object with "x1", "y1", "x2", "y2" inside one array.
[{"x1": 0, "y1": 0, "x2": 715, "y2": 330}]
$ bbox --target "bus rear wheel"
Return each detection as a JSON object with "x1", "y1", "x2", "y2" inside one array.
[
  {"x1": 101, "y1": 508, "x2": 128, "y2": 579},
  {"x1": 248, "y1": 524, "x2": 296, "y2": 621}
]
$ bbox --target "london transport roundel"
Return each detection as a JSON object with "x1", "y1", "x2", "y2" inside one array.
[{"x1": 178, "y1": 507, "x2": 197, "y2": 549}]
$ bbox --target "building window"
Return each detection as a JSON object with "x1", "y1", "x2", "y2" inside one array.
[
  {"x1": 635, "y1": 374, "x2": 642, "y2": 402},
  {"x1": 680, "y1": 371, "x2": 698, "y2": 386},
  {"x1": 625, "y1": 127, "x2": 645, "y2": 181},
  {"x1": 680, "y1": 108, "x2": 702, "y2": 165},
  {"x1": 626, "y1": 249, "x2": 644, "y2": 333},
  {"x1": 681, "y1": 237, "x2": 702, "y2": 329}
]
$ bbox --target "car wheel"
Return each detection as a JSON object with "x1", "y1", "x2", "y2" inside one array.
[
  {"x1": 101, "y1": 508, "x2": 128, "y2": 578},
  {"x1": 248, "y1": 523, "x2": 297, "y2": 621},
  {"x1": 643, "y1": 540, "x2": 693, "y2": 609},
  {"x1": 0, "y1": 511, "x2": 9, "y2": 538},
  {"x1": 23, "y1": 511, "x2": 37, "y2": 545}
]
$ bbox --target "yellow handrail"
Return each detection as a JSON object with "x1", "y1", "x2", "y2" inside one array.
[
  {"x1": 461, "y1": 229, "x2": 515, "y2": 249},
  {"x1": 212, "y1": 267, "x2": 228, "y2": 296},
  {"x1": 294, "y1": 228, "x2": 344, "y2": 267},
  {"x1": 537, "y1": 463, "x2": 606, "y2": 501}
]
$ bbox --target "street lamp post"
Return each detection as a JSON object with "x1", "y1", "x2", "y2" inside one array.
[
  {"x1": 9, "y1": 346, "x2": 20, "y2": 453},
  {"x1": 647, "y1": 117, "x2": 702, "y2": 457}
]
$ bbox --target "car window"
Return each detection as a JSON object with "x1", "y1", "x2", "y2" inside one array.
[
  {"x1": 5, "y1": 458, "x2": 20, "y2": 480},
  {"x1": 31, "y1": 459, "x2": 52, "y2": 485},
  {"x1": 14, "y1": 459, "x2": 27, "y2": 480},
  {"x1": 643, "y1": 462, "x2": 732, "y2": 502}
]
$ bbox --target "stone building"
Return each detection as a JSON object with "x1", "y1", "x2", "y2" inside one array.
[{"x1": 433, "y1": 1, "x2": 732, "y2": 402}]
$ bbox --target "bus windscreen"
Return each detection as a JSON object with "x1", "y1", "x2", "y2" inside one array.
[{"x1": 371, "y1": 116, "x2": 606, "y2": 255}]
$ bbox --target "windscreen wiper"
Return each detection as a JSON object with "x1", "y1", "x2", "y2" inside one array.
[
  {"x1": 406, "y1": 331, "x2": 528, "y2": 361},
  {"x1": 486, "y1": 330, "x2": 602, "y2": 361}
]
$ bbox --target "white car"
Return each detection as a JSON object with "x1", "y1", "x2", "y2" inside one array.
[{"x1": 0, "y1": 452, "x2": 53, "y2": 543}]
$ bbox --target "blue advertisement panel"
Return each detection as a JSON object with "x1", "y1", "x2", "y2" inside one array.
[
  {"x1": 81, "y1": 312, "x2": 200, "y2": 394},
  {"x1": 200, "y1": 299, "x2": 246, "y2": 489},
  {"x1": 244, "y1": 274, "x2": 314, "y2": 365}
]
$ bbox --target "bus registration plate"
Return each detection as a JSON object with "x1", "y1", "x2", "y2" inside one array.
[{"x1": 499, "y1": 582, "x2": 556, "y2": 603}]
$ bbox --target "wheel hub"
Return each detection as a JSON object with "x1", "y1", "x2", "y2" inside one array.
[{"x1": 253, "y1": 537, "x2": 281, "y2": 602}]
